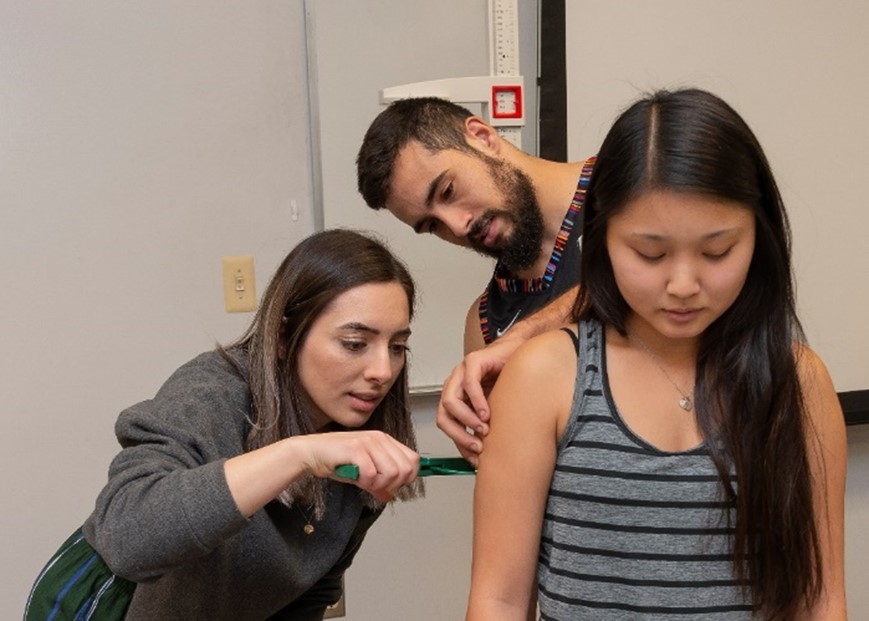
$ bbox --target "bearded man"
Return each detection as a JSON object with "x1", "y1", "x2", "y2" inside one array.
[{"x1": 356, "y1": 97, "x2": 595, "y2": 464}]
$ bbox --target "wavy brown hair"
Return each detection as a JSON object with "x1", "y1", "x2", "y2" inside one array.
[
  {"x1": 220, "y1": 229, "x2": 423, "y2": 516},
  {"x1": 573, "y1": 89, "x2": 821, "y2": 619}
]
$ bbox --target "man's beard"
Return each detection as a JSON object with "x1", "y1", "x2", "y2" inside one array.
[{"x1": 469, "y1": 157, "x2": 543, "y2": 272}]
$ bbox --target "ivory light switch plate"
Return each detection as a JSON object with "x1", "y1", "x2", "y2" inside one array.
[{"x1": 222, "y1": 256, "x2": 256, "y2": 313}]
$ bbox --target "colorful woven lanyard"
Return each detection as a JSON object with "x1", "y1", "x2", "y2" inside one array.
[{"x1": 479, "y1": 156, "x2": 596, "y2": 343}]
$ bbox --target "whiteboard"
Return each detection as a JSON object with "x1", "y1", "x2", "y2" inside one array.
[
  {"x1": 306, "y1": 0, "x2": 533, "y2": 390},
  {"x1": 565, "y1": 0, "x2": 869, "y2": 392}
]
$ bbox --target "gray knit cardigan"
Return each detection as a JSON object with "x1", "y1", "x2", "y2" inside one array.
[{"x1": 83, "y1": 350, "x2": 381, "y2": 620}]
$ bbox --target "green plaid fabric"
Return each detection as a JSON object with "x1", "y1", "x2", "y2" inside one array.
[{"x1": 25, "y1": 529, "x2": 135, "y2": 620}]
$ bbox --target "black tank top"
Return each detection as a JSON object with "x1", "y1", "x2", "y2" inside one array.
[{"x1": 478, "y1": 156, "x2": 595, "y2": 343}]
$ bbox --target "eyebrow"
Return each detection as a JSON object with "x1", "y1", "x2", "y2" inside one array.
[
  {"x1": 631, "y1": 227, "x2": 742, "y2": 242},
  {"x1": 339, "y1": 322, "x2": 412, "y2": 338},
  {"x1": 425, "y1": 171, "x2": 447, "y2": 208}
]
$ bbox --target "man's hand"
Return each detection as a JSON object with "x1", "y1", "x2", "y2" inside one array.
[
  {"x1": 442, "y1": 285, "x2": 578, "y2": 465},
  {"x1": 436, "y1": 335, "x2": 524, "y2": 466}
]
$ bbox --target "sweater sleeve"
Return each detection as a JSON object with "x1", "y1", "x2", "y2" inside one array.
[{"x1": 83, "y1": 352, "x2": 253, "y2": 581}]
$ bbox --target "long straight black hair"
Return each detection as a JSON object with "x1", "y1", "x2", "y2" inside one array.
[{"x1": 574, "y1": 89, "x2": 820, "y2": 619}]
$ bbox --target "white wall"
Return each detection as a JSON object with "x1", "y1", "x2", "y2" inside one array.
[{"x1": 0, "y1": 1, "x2": 316, "y2": 617}]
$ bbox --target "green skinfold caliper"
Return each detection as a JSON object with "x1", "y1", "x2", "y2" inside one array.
[{"x1": 334, "y1": 456, "x2": 476, "y2": 480}]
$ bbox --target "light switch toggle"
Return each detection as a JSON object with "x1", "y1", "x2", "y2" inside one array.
[{"x1": 222, "y1": 256, "x2": 257, "y2": 313}]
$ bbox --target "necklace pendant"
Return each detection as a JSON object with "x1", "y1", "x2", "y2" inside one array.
[
  {"x1": 679, "y1": 396, "x2": 693, "y2": 412},
  {"x1": 303, "y1": 524, "x2": 315, "y2": 535}
]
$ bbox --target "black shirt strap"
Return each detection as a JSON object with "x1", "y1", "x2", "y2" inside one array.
[{"x1": 561, "y1": 327, "x2": 579, "y2": 355}]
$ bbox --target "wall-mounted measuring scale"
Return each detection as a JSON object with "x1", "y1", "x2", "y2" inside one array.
[
  {"x1": 379, "y1": 0, "x2": 524, "y2": 148},
  {"x1": 490, "y1": 0, "x2": 523, "y2": 148}
]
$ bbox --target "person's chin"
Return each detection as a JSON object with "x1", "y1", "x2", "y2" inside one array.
[
  {"x1": 469, "y1": 240, "x2": 503, "y2": 261},
  {"x1": 340, "y1": 407, "x2": 376, "y2": 428},
  {"x1": 652, "y1": 311, "x2": 709, "y2": 339},
  {"x1": 339, "y1": 415, "x2": 372, "y2": 429},
  {"x1": 498, "y1": 252, "x2": 537, "y2": 273}
]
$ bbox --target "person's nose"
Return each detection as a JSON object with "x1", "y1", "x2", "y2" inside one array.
[
  {"x1": 365, "y1": 346, "x2": 395, "y2": 385},
  {"x1": 438, "y1": 209, "x2": 473, "y2": 240},
  {"x1": 666, "y1": 260, "x2": 701, "y2": 299}
]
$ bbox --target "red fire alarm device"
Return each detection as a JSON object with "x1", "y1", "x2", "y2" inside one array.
[{"x1": 491, "y1": 85, "x2": 523, "y2": 119}]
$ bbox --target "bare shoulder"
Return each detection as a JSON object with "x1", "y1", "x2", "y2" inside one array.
[
  {"x1": 794, "y1": 343, "x2": 846, "y2": 447},
  {"x1": 486, "y1": 325, "x2": 578, "y2": 447},
  {"x1": 791, "y1": 348, "x2": 847, "y2": 617},
  {"x1": 501, "y1": 325, "x2": 578, "y2": 383},
  {"x1": 490, "y1": 325, "x2": 578, "y2": 429},
  {"x1": 795, "y1": 344, "x2": 838, "y2": 406}
]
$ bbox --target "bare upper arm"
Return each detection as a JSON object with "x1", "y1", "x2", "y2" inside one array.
[
  {"x1": 795, "y1": 344, "x2": 848, "y2": 618},
  {"x1": 464, "y1": 295, "x2": 486, "y2": 354},
  {"x1": 466, "y1": 329, "x2": 577, "y2": 619},
  {"x1": 796, "y1": 344, "x2": 847, "y2": 494}
]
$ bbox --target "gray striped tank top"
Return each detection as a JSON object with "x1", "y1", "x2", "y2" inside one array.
[{"x1": 537, "y1": 320, "x2": 754, "y2": 620}]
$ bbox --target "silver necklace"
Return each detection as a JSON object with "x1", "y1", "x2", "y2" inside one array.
[{"x1": 629, "y1": 333, "x2": 694, "y2": 412}]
